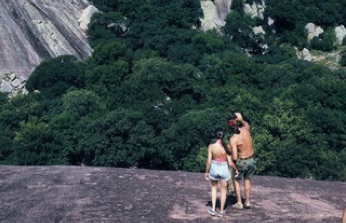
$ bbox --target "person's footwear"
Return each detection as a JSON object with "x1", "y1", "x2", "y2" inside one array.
[
  {"x1": 208, "y1": 209, "x2": 216, "y2": 216},
  {"x1": 232, "y1": 202, "x2": 243, "y2": 209},
  {"x1": 244, "y1": 201, "x2": 251, "y2": 209},
  {"x1": 217, "y1": 210, "x2": 225, "y2": 217}
]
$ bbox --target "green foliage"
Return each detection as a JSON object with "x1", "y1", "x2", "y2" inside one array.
[
  {"x1": 13, "y1": 117, "x2": 67, "y2": 165},
  {"x1": 223, "y1": 11, "x2": 264, "y2": 54},
  {"x1": 25, "y1": 55, "x2": 86, "y2": 98},
  {"x1": 340, "y1": 50, "x2": 346, "y2": 66},
  {"x1": 255, "y1": 44, "x2": 297, "y2": 64},
  {"x1": 264, "y1": 0, "x2": 346, "y2": 50},
  {"x1": 62, "y1": 90, "x2": 106, "y2": 117},
  {"x1": 192, "y1": 29, "x2": 234, "y2": 55},
  {"x1": 89, "y1": 39, "x2": 133, "y2": 66},
  {"x1": 310, "y1": 28, "x2": 337, "y2": 51},
  {"x1": 162, "y1": 108, "x2": 228, "y2": 171},
  {"x1": 87, "y1": 12, "x2": 129, "y2": 48},
  {"x1": 115, "y1": 57, "x2": 205, "y2": 115},
  {"x1": 231, "y1": 0, "x2": 245, "y2": 14}
]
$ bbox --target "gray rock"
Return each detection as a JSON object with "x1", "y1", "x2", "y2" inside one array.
[
  {"x1": 0, "y1": 80, "x2": 13, "y2": 92},
  {"x1": 335, "y1": 25, "x2": 346, "y2": 45},
  {"x1": 0, "y1": 0, "x2": 93, "y2": 81},
  {"x1": 0, "y1": 166, "x2": 344, "y2": 223}
]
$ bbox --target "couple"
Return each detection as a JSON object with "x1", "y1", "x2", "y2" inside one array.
[{"x1": 204, "y1": 112, "x2": 256, "y2": 217}]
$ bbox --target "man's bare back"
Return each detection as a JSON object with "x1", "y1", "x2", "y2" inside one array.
[
  {"x1": 229, "y1": 113, "x2": 254, "y2": 159},
  {"x1": 230, "y1": 127, "x2": 254, "y2": 158}
]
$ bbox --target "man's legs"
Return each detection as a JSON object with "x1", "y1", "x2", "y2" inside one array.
[
  {"x1": 232, "y1": 179, "x2": 243, "y2": 209},
  {"x1": 220, "y1": 180, "x2": 228, "y2": 213},
  {"x1": 244, "y1": 179, "x2": 252, "y2": 208}
]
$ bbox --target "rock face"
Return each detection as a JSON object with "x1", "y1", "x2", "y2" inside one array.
[
  {"x1": 0, "y1": 166, "x2": 344, "y2": 223},
  {"x1": 0, "y1": 0, "x2": 93, "y2": 82},
  {"x1": 335, "y1": 25, "x2": 346, "y2": 45},
  {"x1": 200, "y1": 0, "x2": 232, "y2": 31},
  {"x1": 305, "y1": 23, "x2": 324, "y2": 41}
]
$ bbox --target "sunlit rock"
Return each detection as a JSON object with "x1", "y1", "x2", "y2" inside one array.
[
  {"x1": 305, "y1": 23, "x2": 324, "y2": 41},
  {"x1": 0, "y1": 0, "x2": 93, "y2": 86},
  {"x1": 335, "y1": 25, "x2": 346, "y2": 45},
  {"x1": 78, "y1": 5, "x2": 100, "y2": 32}
]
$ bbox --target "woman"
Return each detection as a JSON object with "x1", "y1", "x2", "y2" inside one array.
[{"x1": 205, "y1": 128, "x2": 237, "y2": 217}]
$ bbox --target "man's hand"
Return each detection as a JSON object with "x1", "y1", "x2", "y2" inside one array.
[
  {"x1": 234, "y1": 112, "x2": 243, "y2": 121},
  {"x1": 234, "y1": 169, "x2": 239, "y2": 178}
]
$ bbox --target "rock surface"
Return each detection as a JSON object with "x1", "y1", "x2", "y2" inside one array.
[
  {"x1": 0, "y1": 166, "x2": 344, "y2": 223},
  {"x1": 0, "y1": 0, "x2": 93, "y2": 80},
  {"x1": 200, "y1": 0, "x2": 232, "y2": 31}
]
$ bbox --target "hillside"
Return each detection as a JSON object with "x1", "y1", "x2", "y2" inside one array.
[{"x1": 0, "y1": 166, "x2": 344, "y2": 222}]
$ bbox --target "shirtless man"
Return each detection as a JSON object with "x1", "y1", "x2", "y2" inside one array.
[
  {"x1": 227, "y1": 112, "x2": 256, "y2": 209},
  {"x1": 205, "y1": 128, "x2": 237, "y2": 217}
]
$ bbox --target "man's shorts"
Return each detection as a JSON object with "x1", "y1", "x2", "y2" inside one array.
[
  {"x1": 209, "y1": 160, "x2": 231, "y2": 181},
  {"x1": 235, "y1": 157, "x2": 256, "y2": 181}
]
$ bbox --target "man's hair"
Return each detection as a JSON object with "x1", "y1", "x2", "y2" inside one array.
[
  {"x1": 226, "y1": 116, "x2": 242, "y2": 128},
  {"x1": 226, "y1": 115, "x2": 241, "y2": 134}
]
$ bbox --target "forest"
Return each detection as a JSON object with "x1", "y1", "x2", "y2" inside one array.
[{"x1": 0, "y1": 0, "x2": 345, "y2": 181}]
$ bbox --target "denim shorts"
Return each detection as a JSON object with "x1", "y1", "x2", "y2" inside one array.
[{"x1": 209, "y1": 160, "x2": 231, "y2": 181}]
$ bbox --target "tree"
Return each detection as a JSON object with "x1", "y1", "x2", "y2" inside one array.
[
  {"x1": 25, "y1": 55, "x2": 86, "y2": 98},
  {"x1": 87, "y1": 12, "x2": 129, "y2": 47},
  {"x1": 310, "y1": 28, "x2": 337, "y2": 51},
  {"x1": 89, "y1": 39, "x2": 133, "y2": 66},
  {"x1": 12, "y1": 117, "x2": 67, "y2": 165},
  {"x1": 162, "y1": 108, "x2": 228, "y2": 171},
  {"x1": 340, "y1": 50, "x2": 346, "y2": 66}
]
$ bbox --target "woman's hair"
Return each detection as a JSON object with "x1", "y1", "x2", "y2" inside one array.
[
  {"x1": 213, "y1": 128, "x2": 231, "y2": 155},
  {"x1": 214, "y1": 128, "x2": 225, "y2": 139}
]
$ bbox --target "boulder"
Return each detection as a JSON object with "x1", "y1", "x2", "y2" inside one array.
[
  {"x1": 335, "y1": 25, "x2": 346, "y2": 45},
  {"x1": 305, "y1": 23, "x2": 324, "y2": 41},
  {"x1": 78, "y1": 5, "x2": 100, "y2": 32},
  {"x1": 200, "y1": 0, "x2": 232, "y2": 31}
]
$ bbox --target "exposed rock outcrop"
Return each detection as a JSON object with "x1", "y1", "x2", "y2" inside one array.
[
  {"x1": 200, "y1": 0, "x2": 232, "y2": 31},
  {"x1": 335, "y1": 25, "x2": 346, "y2": 45},
  {"x1": 243, "y1": 0, "x2": 265, "y2": 19},
  {"x1": 0, "y1": 166, "x2": 344, "y2": 222},
  {"x1": 0, "y1": 72, "x2": 27, "y2": 97},
  {"x1": 78, "y1": 5, "x2": 100, "y2": 32},
  {"x1": 305, "y1": 23, "x2": 324, "y2": 41},
  {"x1": 0, "y1": 0, "x2": 94, "y2": 83}
]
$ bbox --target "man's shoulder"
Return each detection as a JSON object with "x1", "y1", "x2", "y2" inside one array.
[{"x1": 229, "y1": 134, "x2": 239, "y2": 141}]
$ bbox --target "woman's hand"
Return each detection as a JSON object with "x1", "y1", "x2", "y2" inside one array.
[{"x1": 204, "y1": 173, "x2": 210, "y2": 181}]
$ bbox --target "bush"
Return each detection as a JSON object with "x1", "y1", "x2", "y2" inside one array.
[{"x1": 340, "y1": 50, "x2": 346, "y2": 66}]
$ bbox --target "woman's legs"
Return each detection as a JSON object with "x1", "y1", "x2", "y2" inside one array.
[
  {"x1": 211, "y1": 181, "x2": 218, "y2": 211},
  {"x1": 220, "y1": 180, "x2": 228, "y2": 212}
]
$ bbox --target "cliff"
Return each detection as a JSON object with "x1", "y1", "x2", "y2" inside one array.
[
  {"x1": 0, "y1": 0, "x2": 92, "y2": 81},
  {"x1": 0, "y1": 166, "x2": 344, "y2": 222}
]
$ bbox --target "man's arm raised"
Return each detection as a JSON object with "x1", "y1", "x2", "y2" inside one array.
[{"x1": 235, "y1": 112, "x2": 250, "y2": 131}]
